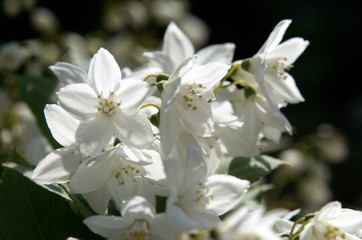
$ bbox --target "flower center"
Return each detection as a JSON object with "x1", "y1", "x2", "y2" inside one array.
[
  {"x1": 125, "y1": 220, "x2": 149, "y2": 240},
  {"x1": 267, "y1": 57, "x2": 293, "y2": 80},
  {"x1": 181, "y1": 82, "x2": 207, "y2": 111},
  {"x1": 194, "y1": 182, "x2": 214, "y2": 207},
  {"x1": 114, "y1": 162, "x2": 142, "y2": 186},
  {"x1": 313, "y1": 223, "x2": 346, "y2": 240},
  {"x1": 96, "y1": 92, "x2": 120, "y2": 116}
]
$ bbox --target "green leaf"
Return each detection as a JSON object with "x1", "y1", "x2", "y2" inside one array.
[
  {"x1": 0, "y1": 165, "x2": 102, "y2": 240},
  {"x1": 14, "y1": 75, "x2": 60, "y2": 149},
  {"x1": 228, "y1": 155, "x2": 289, "y2": 183}
]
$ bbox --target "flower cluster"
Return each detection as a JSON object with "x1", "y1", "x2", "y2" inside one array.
[{"x1": 31, "y1": 20, "x2": 361, "y2": 240}]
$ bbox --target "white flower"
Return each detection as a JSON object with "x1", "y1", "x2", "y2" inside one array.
[
  {"x1": 218, "y1": 204, "x2": 289, "y2": 240},
  {"x1": 0, "y1": 41, "x2": 26, "y2": 71},
  {"x1": 144, "y1": 21, "x2": 235, "y2": 74},
  {"x1": 84, "y1": 196, "x2": 177, "y2": 240},
  {"x1": 299, "y1": 201, "x2": 362, "y2": 240},
  {"x1": 69, "y1": 143, "x2": 166, "y2": 213},
  {"x1": 253, "y1": 19, "x2": 309, "y2": 108},
  {"x1": 56, "y1": 48, "x2": 154, "y2": 156},
  {"x1": 160, "y1": 57, "x2": 230, "y2": 155},
  {"x1": 164, "y1": 145, "x2": 250, "y2": 232}
]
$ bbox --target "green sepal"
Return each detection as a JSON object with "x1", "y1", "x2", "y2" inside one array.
[
  {"x1": 244, "y1": 85, "x2": 257, "y2": 98},
  {"x1": 150, "y1": 111, "x2": 160, "y2": 128},
  {"x1": 241, "y1": 59, "x2": 251, "y2": 72},
  {"x1": 155, "y1": 75, "x2": 169, "y2": 82}
]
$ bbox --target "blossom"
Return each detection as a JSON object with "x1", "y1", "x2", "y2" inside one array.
[
  {"x1": 218, "y1": 204, "x2": 289, "y2": 240},
  {"x1": 84, "y1": 196, "x2": 177, "y2": 240},
  {"x1": 244, "y1": 19, "x2": 309, "y2": 108},
  {"x1": 69, "y1": 143, "x2": 166, "y2": 213},
  {"x1": 164, "y1": 145, "x2": 250, "y2": 232},
  {"x1": 144, "y1": 21, "x2": 235, "y2": 74},
  {"x1": 56, "y1": 48, "x2": 154, "y2": 156},
  {"x1": 298, "y1": 201, "x2": 362, "y2": 240},
  {"x1": 159, "y1": 57, "x2": 230, "y2": 155}
]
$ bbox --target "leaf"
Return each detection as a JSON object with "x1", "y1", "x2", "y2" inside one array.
[
  {"x1": 15, "y1": 75, "x2": 61, "y2": 149},
  {"x1": 0, "y1": 165, "x2": 102, "y2": 240},
  {"x1": 228, "y1": 155, "x2": 289, "y2": 183}
]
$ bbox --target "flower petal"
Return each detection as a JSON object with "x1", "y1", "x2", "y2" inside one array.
[
  {"x1": 70, "y1": 150, "x2": 115, "y2": 193},
  {"x1": 121, "y1": 196, "x2": 156, "y2": 221},
  {"x1": 49, "y1": 62, "x2": 89, "y2": 85},
  {"x1": 166, "y1": 197, "x2": 196, "y2": 231},
  {"x1": 196, "y1": 43, "x2": 235, "y2": 65},
  {"x1": 44, "y1": 104, "x2": 78, "y2": 146},
  {"x1": 112, "y1": 112, "x2": 154, "y2": 148},
  {"x1": 88, "y1": 48, "x2": 122, "y2": 96},
  {"x1": 117, "y1": 79, "x2": 149, "y2": 111},
  {"x1": 176, "y1": 99, "x2": 214, "y2": 137},
  {"x1": 57, "y1": 83, "x2": 98, "y2": 120},
  {"x1": 32, "y1": 147, "x2": 80, "y2": 184},
  {"x1": 182, "y1": 62, "x2": 230, "y2": 91},
  {"x1": 83, "y1": 185, "x2": 111, "y2": 214},
  {"x1": 257, "y1": 19, "x2": 292, "y2": 54},
  {"x1": 206, "y1": 174, "x2": 250, "y2": 215},
  {"x1": 163, "y1": 22, "x2": 195, "y2": 67},
  {"x1": 268, "y1": 37, "x2": 309, "y2": 65},
  {"x1": 84, "y1": 215, "x2": 131, "y2": 238},
  {"x1": 159, "y1": 106, "x2": 181, "y2": 156},
  {"x1": 76, "y1": 114, "x2": 114, "y2": 156}
]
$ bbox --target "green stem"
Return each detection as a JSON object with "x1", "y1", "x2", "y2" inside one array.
[{"x1": 213, "y1": 61, "x2": 241, "y2": 95}]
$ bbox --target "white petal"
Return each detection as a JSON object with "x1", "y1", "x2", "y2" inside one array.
[
  {"x1": 83, "y1": 185, "x2": 111, "y2": 215},
  {"x1": 163, "y1": 22, "x2": 195, "y2": 67},
  {"x1": 49, "y1": 62, "x2": 88, "y2": 85},
  {"x1": 206, "y1": 174, "x2": 250, "y2": 215},
  {"x1": 117, "y1": 79, "x2": 149, "y2": 110},
  {"x1": 159, "y1": 106, "x2": 181, "y2": 156},
  {"x1": 76, "y1": 114, "x2": 114, "y2": 156},
  {"x1": 88, "y1": 48, "x2": 122, "y2": 95},
  {"x1": 57, "y1": 83, "x2": 98, "y2": 120},
  {"x1": 264, "y1": 72, "x2": 304, "y2": 105},
  {"x1": 176, "y1": 99, "x2": 214, "y2": 137},
  {"x1": 326, "y1": 209, "x2": 362, "y2": 233},
  {"x1": 116, "y1": 145, "x2": 153, "y2": 165},
  {"x1": 182, "y1": 62, "x2": 230, "y2": 91},
  {"x1": 32, "y1": 147, "x2": 80, "y2": 184},
  {"x1": 257, "y1": 19, "x2": 292, "y2": 54},
  {"x1": 44, "y1": 104, "x2": 78, "y2": 146},
  {"x1": 186, "y1": 207, "x2": 221, "y2": 230},
  {"x1": 268, "y1": 37, "x2": 309, "y2": 65},
  {"x1": 196, "y1": 43, "x2": 235, "y2": 65},
  {"x1": 150, "y1": 214, "x2": 181, "y2": 240},
  {"x1": 121, "y1": 196, "x2": 156, "y2": 221},
  {"x1": 143, "y1": 51, "x2": 175, "y2": 75},
  {"x1": 84, "y1": 216, "x2": 131, "y2": 238},
  {"x1": 166, "y1": 197, "x2": 196, "y2": 231},
  {"x1": 70, "y1": 150, "x2": 114, "y2": 193},
  {"x1": 112, "y1": 111, "x2": 154, "y2": 148},
  {"x1": 317, "y1": 201, "x2": 342, "y2": 221}
]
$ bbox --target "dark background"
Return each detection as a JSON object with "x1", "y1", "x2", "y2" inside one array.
[{"x1": 1, "y1": 0, "x2": 361, "y2": 210}]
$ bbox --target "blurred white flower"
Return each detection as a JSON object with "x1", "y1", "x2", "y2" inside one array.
[{"x1": 0, "y1": 41, "x2": 26, "y2": 71}]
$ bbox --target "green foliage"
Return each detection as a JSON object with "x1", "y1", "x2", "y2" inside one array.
[
  {"x1": 0, "y1": 153, "x2": 102, "y2": 240},
  {"x1": 228, "y1": 155, "x2": 288, "y2": 183}
]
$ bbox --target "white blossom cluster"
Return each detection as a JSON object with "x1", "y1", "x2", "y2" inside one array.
[{"x1": 31, "y1": 20, "x2": 362, "y2": 240}]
